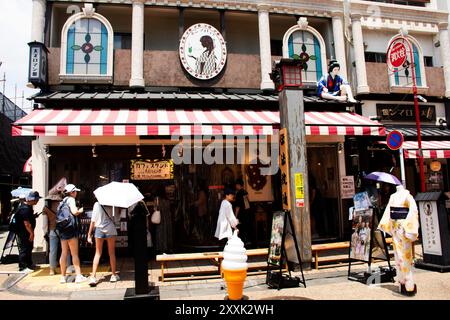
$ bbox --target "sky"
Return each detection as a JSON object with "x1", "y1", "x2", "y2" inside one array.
[{"x1": 0, "y1": 0, "x2": 38, "y2": 113}]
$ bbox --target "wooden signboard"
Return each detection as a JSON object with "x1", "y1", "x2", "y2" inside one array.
[
  {"x1": 279, "y1": 128, "x2": 291, "y2": 211},
  {"x1": 130, "y1": 159, "x2": 174, "y2": 180}
]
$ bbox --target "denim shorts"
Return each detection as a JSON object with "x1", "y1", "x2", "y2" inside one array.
[{"x1": 94, "y1": 228, "x2": 116, "y2": 239}]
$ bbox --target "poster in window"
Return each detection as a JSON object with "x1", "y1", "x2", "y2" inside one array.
[
  {"x1": 349, "y1": 208, "x2": 373, "y2": 262},
  {"x1": 244, "y1": 163, "x2": 274, "y2": 202},
  {"x1": 268, "y1": 211, "x2": 285, "y2": 266}
]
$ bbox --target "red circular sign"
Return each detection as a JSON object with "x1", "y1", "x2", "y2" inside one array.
[
  {"x1": 388, "y1": 41, "x2": 407, "y2": 68},
  {"x1": 386, "y1": 130, "x2": 404, "y2": 151}
]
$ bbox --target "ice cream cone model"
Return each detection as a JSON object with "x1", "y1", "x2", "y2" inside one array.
[{"x1": 221, "y1": 230, "x2": 248, "y2": 300}]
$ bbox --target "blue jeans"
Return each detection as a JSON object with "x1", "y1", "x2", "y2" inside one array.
[{"x1": 49, "y1": 230, "x2": 72, "y2": 269}]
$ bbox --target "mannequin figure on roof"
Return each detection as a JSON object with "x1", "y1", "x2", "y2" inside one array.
[
  {"x1": 317, "y1": 60, "x2": 357, "y2": 103},
  {"x1": 378, "y1": 184, "x2": 419, "y2": 297}
]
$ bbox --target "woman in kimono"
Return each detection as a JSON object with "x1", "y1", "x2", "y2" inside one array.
[{"x1": 378, "y1": 184, "x2": 419, "y2": 296}]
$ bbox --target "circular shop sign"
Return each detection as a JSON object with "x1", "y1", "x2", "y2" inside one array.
[
  {"x1": 179, "y1": 23, "x2": 227, "y2": 80},
  {"x1": 387, "y1": 40, "x2": 407, "y2": 69}
]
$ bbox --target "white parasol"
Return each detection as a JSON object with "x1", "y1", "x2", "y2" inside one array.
[{"x1": 93, "y1": 181, "x2": 144, "y2": 208}]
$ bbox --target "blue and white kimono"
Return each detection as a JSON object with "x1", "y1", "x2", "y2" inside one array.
[{"x1": 317, "y1": 73, "x2": 348, "y2": 97}]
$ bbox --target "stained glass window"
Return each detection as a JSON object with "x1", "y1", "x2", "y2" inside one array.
[
  {"x1": 287, "y1": 30, "x2": 323, "y2": 82},
  {"x1": 393, "y1": 44, "x2": 423, "y2": 87},
  {"x1": 66, "y1": 18, "x2": 108, "y2": 75}
]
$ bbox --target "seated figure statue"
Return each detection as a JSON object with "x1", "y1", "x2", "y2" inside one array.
[{"x1": 317, "y1": 60, "x2": 357, "y2": 103}]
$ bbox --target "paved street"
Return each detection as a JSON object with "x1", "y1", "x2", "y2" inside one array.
[{"x1": 1, "y1": 227, "x2": 450, "y2": 301}]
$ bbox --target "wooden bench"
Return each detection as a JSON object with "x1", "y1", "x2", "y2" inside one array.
[
  {"x1": 311, "y1": 238, "x2": 394, "y2": 270},
  {"x1": 156, "y1": 248, "x2": 270, "y2": 282},
  {"x1": 156, "y1": 238, "x2": 407, "y2": 280}
]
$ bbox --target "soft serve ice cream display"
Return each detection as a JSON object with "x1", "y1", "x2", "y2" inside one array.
[{"x1": 221, "y1": 230, "x2": 248, "y2": 300}]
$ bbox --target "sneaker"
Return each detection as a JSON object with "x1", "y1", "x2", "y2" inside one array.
[
  {"x1": 75, "y1": 274, "x2": 87, "y2": 283},
  {"x1": 21, "y1": 268, "x2": 34, "y2": 274},
  {"x1": 59, "y1": 276, "x2": 67, "y2": 284},
  {"x1": 110, "y1": 274, "x2": 120, "y2": 282},
  {"x1": 66, "y1": 265, "x2": 75, "y2": 274},
  {"x1": 49, "y1": 268, "x2": 56, "y2": 276},
  {"x1": 88, "y1": 276, "x2": 98, "y2": 287}
]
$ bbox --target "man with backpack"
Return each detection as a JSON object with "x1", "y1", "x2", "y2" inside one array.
[{"x1": 13, "y1": 191, "x2": 42, "y2": 273}]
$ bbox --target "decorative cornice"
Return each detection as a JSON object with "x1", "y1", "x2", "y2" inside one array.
[
  {"x1": 46, "y1": 0, "x2": 449, "y2": 25},
  {"x1": 257, "y1": 3, "x2": 271, "y2": 12},
  {"x1": 438, "y1": 22, "x2": 449, "y2": 31},
  {"x1": 331, "y1": 11, "x2": 343, "y2": 18},
  {"x1": 351, "y1": 13, "x2": 362, "y2": 22}
]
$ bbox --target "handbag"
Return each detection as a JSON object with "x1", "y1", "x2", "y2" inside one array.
[{"x1": 151, "y1": 209, "x2": 161, "y2": 224}]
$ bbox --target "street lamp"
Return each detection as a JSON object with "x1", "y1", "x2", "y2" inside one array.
[{"x1": 386, "y1": 30, "x2": 426, "y2": 192}]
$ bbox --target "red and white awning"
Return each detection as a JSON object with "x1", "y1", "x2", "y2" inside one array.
[
  {"x1": 305, "y1": 111, "x2": 385, "y2": 136},
  {"x1": 12, "y1": 109, "x2": 385, "y2": 137},
  {"x1": 402, "y1": 141, "x2": 450, "y2": 159}
]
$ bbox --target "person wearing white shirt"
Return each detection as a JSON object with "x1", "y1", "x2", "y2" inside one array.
[
  {"x1": 215, "y1": 188, "x2": 239, "y2": 244},
  {"x1": 87, "y1": 202, "x2": 119, "y2": 286}
]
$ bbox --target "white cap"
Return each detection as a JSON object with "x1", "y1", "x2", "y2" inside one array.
[{"x1": 64, "y1": 184, "x2": 80, "y2": 193}]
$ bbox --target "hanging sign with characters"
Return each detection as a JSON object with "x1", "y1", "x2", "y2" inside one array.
[
  {"x1": 130, "y1": 159, "x2": 174, "y2": 180},
  {"x1": 179, "y1": 23, "x2": 227, "y2": 80}
]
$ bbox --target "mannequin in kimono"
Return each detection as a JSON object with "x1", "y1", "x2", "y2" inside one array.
[
  {"x1": 317, "y1": 60, "x2": 357, "y2": 103},
  {"x1": 378, "y1": 185, "x2": 419, "y2": 296}
]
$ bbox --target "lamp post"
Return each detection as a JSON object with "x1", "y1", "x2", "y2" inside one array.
[
  {"x1": 386, "y1": 29, "x2": 425, "y2": 192},
  {"x1": 270, "y1": 58, "x2": 311, "y2": 268}
]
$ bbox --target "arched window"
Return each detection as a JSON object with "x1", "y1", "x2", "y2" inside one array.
[
  {"x1": 282, "y1": 23, "x2": 327, "y2": 83},
  {"x1": 60, "y1": 8, "x2": 113, "y2": 81},
  {"x1": 389, "y1": 36, "x2": 426, "y2": 88}
]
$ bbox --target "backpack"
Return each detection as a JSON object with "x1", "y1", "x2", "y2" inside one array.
[{"x1": 55, "y1": 198, "x2": 75, "y2": 233}]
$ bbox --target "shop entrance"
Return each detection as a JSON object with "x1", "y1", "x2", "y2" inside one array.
[{"x1": 307, "y1": 144, "x2": 341, "y2": 242}]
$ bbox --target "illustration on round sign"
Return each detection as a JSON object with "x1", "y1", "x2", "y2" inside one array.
[{"x1": 179, "y1": 23, "x2": 227, "y2": 80}]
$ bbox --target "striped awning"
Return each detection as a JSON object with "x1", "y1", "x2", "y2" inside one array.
[
  {"x1": 12, "y1": 109, "x2": 385, "y2": 137},
  {"x1": 402, "y1": 141, "x2": 450, "y2": 159},
  {"x1": 305, "y1": 112, "x2": 385, "y2": 136}
]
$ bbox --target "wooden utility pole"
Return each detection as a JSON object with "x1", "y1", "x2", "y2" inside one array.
[{"x1": 279, "y1": 88, "x2": 312, "y2": 269}]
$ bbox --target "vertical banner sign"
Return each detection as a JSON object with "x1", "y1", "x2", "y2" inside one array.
[
  {"x1": 30, "y1": 47, "x2": 41, "y2": 79},
  {"x1": 419, "y1": 201, "x2": 442, "y2": 256},
  {"x1": 279, "y1": 128, "x2": 291, "y2": 210},
  {"x1": 341, "y1": 176, "x2": 355, "y2": 199},
  {"x1": 295, "y1": 173, "x2": 304, "y2": 208}
]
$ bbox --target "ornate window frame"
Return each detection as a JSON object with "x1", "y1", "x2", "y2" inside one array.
[
  {"x1": 59, "y1": 5, "x2": 114, "y2": 83},
  {"x1": 282, "y1": 19, "x2": 328, "y2": 84},
  {"x1": 388, "y1": 34, "x2": 428, "y2": 93}
]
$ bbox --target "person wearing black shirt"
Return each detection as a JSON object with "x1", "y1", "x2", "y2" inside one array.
[
  {"x1": 234, "y1": 178, "x2": 253, "y2": 246},
  {"x1": 15, "y1": 191, "x2": 41, "y2": 272}
]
